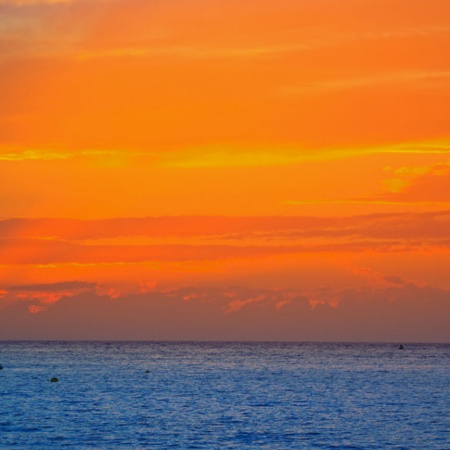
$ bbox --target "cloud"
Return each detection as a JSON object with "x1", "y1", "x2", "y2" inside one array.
[
  {"x1": 0, "y1": 148, "x2": 125, "y2": 161},
  {"x1": 7, "y1": 280, "x2": 96, "y2": 291},
  {"x1": 0, "y1": 236, "x2": 446, "y2": 266},
  {"x1": 0, "y1": 150, "x2": 72, "y2": 161},
  {"x1": 0, "y1": 280, "x2": 449, "y2": 342},
  {"x1": 352, "y1": 267, "x2": 414, "y2": 289},
  {"x1": 76, "y1": 44, "x2": 300, "y2": 61},
  {"x1": 2, "y1": 210, "x2": 450, "y2": 243},
  {"x1": 286, "y1": 158, "x2": 450, "y2": 207},
  {"x1": 225, "y1": 294, "x2": 271, "y2": 314},
  {"x1": 0, "y1": 280, "x2": 96, "y2": 312},
  {"x1": 281, "y1": 71, "x2": 450, "y2": 95},
  {"x1": 322, "y1": 162, "x2": 450, "y2": 206},
  {"x1": 0, "y1": 0, "x2": 73, "y2": 5},
  {"x1": 374, "y1": 163, "x2": 450, "y2": 203},
  {"x1": 0, "y1": 211, "x2": 450, "y2": 267}
]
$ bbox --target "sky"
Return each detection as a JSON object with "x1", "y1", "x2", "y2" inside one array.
[{"x1": 1, "y1": 0, "x2": 450, "y2": 341}]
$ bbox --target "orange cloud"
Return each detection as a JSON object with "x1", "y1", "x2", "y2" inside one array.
[
  {"x1": 1, "y1": 280, "x2": 97, "y2": 310},
  {"x1": 225, "y1": 295, "x2": 267, "y2": 314},
  {"x1": 376, "y1": 163, "x2": 450, "y2": 203},
  {"x1": 2, "y1": 211, "x2": 450, "y2": 243},
  {"x1": 28, "y1": 305, "x2": 46, "y2": 314}
]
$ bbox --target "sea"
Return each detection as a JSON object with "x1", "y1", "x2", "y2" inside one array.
[{"x1": 0, "y1": 341, "x2": 449, "y2": 449}]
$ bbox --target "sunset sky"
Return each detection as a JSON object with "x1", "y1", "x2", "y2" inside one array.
[{"x1": 1, "y1": 0, "x2": 450, "y2": 341}]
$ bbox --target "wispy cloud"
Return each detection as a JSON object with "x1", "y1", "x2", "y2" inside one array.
[
  {"x1": 76, "y1": 44, "x2": 302, "y2": 61},
  {"x1": 286, "y1": 156, "x2": 450, "y2": 206},
  {"x1": 279, "y1": 70, "x2": 450, "y2": 95},
  {"x1": 0, "y1": 150, "x2": 73, "y2": 161},
  {"x1": 1, "y1": 211, "x2": 449, "y2": 241},
  {"x1": 1, "y1": 211, "x2": 450, "y2": 266},
  {"x1": 0, "y1": 0, "x2": 73, "y2": 5},
  {"x1": 0, "y1": 148, "x2": 131, "y2": 161},
  {"x1": 351, "y1": 162, "x2": 450, "y2": 204},
  {"x1": 1, "y1": 140, "x2": 449, "y2": 166}
]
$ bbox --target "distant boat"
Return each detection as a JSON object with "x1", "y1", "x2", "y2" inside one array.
[{"x1": 399, "y1": 344, "x2": 404, "y2": 350}]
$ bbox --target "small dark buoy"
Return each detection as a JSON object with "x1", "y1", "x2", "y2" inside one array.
[
  {"x1": 399, "y1": 344, "x2": 404, "y2": 350},
  {"x1": 50, "y1": 377, "x2": 59, "y2": 382},
  {"x1": 145, "y1": 370, "x2": 150, "y2": 373},
  {"x1": 0, "y1": 365, "x2": 3, "y2": 370}
]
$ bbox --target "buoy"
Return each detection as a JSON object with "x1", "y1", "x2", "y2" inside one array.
[
  {"x1": 145, "y1": 370, "x2": 150, "y2": 373},
  {"x1": 0, "y1": 365, "x2": 3, "y2": 370},
  {"x1": 50, "y1": 377, "x2": 59, "y2": 382},
  {"x1": 399, "y1": 344, "x2": 404, "y2": 350}
]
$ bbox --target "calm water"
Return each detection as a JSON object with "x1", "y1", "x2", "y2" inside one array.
[{"x1": 0, "y1": 342, "x2": 449, "y2": 449}]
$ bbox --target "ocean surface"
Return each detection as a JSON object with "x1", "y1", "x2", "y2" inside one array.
[{"x1": 0, "y1": 342, "x2": 449, "y2": 449}]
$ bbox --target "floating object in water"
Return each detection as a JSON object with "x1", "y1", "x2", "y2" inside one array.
[
  {"x1": 0, "y1": 365, "x2": 3, "y2": 370},
  {"x1": 145, "y1": 370, "x2": 150, "y2": 373},
  {"x1": 50, "y1": 377, "x2": 59, "y2": 382},
  {"x1": 399, "y1": 344, "x2": 404, "y2": 350}
]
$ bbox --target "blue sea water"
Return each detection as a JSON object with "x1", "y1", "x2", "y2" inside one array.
[{"x1": 0, "y1": 342, "x2": 449, "y2": 449}]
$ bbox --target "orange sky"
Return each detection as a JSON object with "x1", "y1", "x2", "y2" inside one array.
[{"x1": 1, "y1": 0, "x2": 450, "y2": 341}]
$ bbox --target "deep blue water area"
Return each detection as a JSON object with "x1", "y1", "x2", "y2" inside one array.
[{"x1": 0, "y1": 341, "x2": 449, "y2": 449}]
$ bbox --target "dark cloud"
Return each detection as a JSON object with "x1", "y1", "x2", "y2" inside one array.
[
  {"x1": 0, "y1": 283, "x2": 449, "y2": 342},
  {"x1": 382, "y1": 275, "x2": 405, "y2": 286},
  {"x1": 7, "y1": 280, "x2": 96, "y2": 292}
]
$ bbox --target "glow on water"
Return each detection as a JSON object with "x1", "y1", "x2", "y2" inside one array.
[{"x1": 0, "y1": 342, "x2": 449, "y2": 449}]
